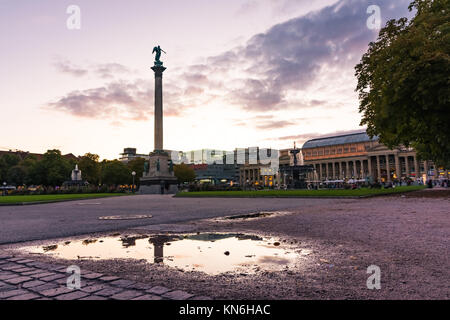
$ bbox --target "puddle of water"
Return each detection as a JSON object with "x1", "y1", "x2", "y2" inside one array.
[
  {"x1": 19, "y1": 233, "x2": 300, "y2": 275},
  {"x1": 98, "y1": 215, "x2": 153, "y2": 220},
  {"x1": 219, "y1": 211, "x2": 291, "y2": 221}
]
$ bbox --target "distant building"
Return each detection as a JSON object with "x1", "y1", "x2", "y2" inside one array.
[
  {"x1": 0, "y1": 149, "x2": 79, "y2": 161},
  {"x1": 301, "y1": 131, "x2": 448, "y2": 182},
  {"x1": 119, "y1": 148, "x2": 150, "y2": 163},
  {"x1": 190, "y1": 163, "x2": 240, "y2": 185}
]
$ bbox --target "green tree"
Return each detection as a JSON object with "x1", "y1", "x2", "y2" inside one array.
[
  {"x1": 355, "y1": 0, "x2": 450, "y2": 167},
  {"x1": 173, "y1": 163, "x2": 195, "y2": 183},
  {"x1": 7, "y1": 165, "x2": 27, "y2": 186},
  {"x1": 78, "y1": 153, "x2": 101, "y2": 185},
  {"x1": 127, "y1": 157, "x2": 146, "y2": 186},
  {"x1": 0, "y1": 154, "x2": 20, "y2": 182},
  {"x1": 101, "y1": 160, "x2": 131, "y2": 186},
  {"x1": 27, "y1": 150, "x2": 72, "y2": 186}
]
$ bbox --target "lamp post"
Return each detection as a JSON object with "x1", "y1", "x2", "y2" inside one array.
[{"x1": 131, "y1": 171, "x2": 136, "y2": 193}]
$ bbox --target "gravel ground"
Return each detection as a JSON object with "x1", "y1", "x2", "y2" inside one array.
[{"x1": 3, "y1": 189, "x2": 449, "y2": 300}]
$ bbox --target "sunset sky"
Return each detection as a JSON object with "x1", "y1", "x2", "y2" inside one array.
[{"x1": 0, "y1": 0, "x2": 414, "y2": 160}]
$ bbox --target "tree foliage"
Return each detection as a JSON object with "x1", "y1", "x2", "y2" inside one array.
[
  {"x1": 78, "y1": 153, "x2": 101, "y2": 185},
  {"x1": 27, "y1": 150, "x2": 73, "y2": 186},
  {"x1": 101, "y1": 160, "x2": 131, "y2": 186},
  {"x1": 174, "y1": 164, "x2": 195, "y2": 183},
  {"x1": 127, "y1": 157, "x2": 146, "y2": 186},
  {"x1": 355, "y1": 0, "x2": 450, "y2": 167}
]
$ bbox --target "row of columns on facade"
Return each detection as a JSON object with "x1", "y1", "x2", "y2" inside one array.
[
  {"x1": 241, "y1": 168, "x2": 269, "y2": 185},
  {"x1": 311, "y1": 154, "x2": 429, "y2": 182}
]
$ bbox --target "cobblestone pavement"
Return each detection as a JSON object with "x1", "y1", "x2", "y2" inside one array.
[{"x1": 0, "y1": 253, "x2": 210, "y2": 300}]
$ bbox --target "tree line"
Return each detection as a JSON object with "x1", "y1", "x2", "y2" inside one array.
[{"x1": 0, "y1": 150, "x2": 146, "y2": 187}]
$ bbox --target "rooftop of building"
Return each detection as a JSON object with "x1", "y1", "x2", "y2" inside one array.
[{"x1": 302, "y1": 131, "x2": 379, "y2": 149}]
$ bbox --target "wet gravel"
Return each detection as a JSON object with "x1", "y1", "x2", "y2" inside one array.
[{"x1": 5, "y1": 190, "x2": 449, "y2": 300}]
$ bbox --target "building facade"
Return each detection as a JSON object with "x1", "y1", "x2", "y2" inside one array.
[{"x1": 301, "y1": 131, "x2": 446, "y2": 183}]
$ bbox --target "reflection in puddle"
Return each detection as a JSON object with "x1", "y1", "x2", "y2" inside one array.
[{"x1": 20, "y1": 233, "x2": 301, "y2": 275}]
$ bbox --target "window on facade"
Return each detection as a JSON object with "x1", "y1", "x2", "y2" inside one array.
[
  {"x1": 344, "y1": 148, "x2": 349, "y2": 153},
  {"x1": 325, "y1": 149, "x2": 329, "y2": 155},
  {"x1": 337, "y1": 148, "x2": 342, "y2": 153},
  {"x1": 350, "y1": 147, "x2": 356, "y2": 153}
]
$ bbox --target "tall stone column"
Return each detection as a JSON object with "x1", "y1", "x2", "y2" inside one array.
[
  {"x1": 326, "y1": 163, "x2": 329, "y2": 180},
  {"x1": 360, "y1": 160, "x2": 364, "y2": 178},
  {"x1": 386, "y1": 154, "x2": 391, "y2": 182},
  {"x1": 352, "y1": 160, "x2": 356, "y2": 178},
  {"x1": 395, "y1": 154, "x2": 401, "y2": 180},
  {"x1": 346, "y1": 162, "x2": 350, "y2": 178},
  {"x1": 140, "y1": 55, "x2": 178, "y2": 195},
  {"x1": 332, "y1": 163, "x2": 336, "y2": 179},
  {"x1": 414, "y1": 155, "x2": 420, "y2": 178},
  {"x1": 339, "y1": 162, "x2": 342, "y2": 179},
  {"x1": 368, "y1": 157, "x2": 372, "y2": 178},
  {"x1": 151, "y1": 65, "x2": 166, "y2": 151},
  {"x1": 376, "y1": 156, "x2": 381, "y2": 181},
  {"x1": 318, "y1": 163, "x2": 322, "y2": 181},
  {"x1": 405, "y1": 156, "x2": 410, "y2": 178}
]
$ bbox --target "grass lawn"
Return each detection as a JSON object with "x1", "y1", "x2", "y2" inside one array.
[
  {"x1": 175, "y1": 185, "x2": 427, "y2": 198},
  {"x1": 0, "y1": 193, "x2": 128, "y2": 205}
]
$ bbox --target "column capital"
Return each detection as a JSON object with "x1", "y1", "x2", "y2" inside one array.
[{"x1": 151, "y1": 65, "x2": 166, "y2": 77}]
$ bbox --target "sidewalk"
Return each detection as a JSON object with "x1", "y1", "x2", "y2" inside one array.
[{"x1": 0, "y1": 253, "x2": 210, "y2": 300}]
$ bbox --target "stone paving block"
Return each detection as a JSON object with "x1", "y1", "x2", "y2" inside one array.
[
  {"x1": 82, "y1": 272, "x2": 104, "y2": 280},
  {"x1": 80, "y1": 284, "x2": 108, "y2": 293},
  {"x1": 110, "y1": 290, "x2": 145, "y2": 300},
  {"x1": 95, "y1": 287, "x2": 124, "y2": 297},
  {"x1": 162, "y1": 290, "x2": 194, "y2": 300},
  {"x1": 98, "y1": 276, "x2": 120, "y2": 282},
  {"x1": 188, "y1": 296, "x2": 213, "y2": 300},
  {"x1": 21, "y1": 269, "x2": 45, "y2": 276},
  {"x1": 21, "y1": 280, "x2": 46, "y2": 289},
  {"x1": 40, "y1": 287, "x2": 73, "y2": 297},
  {"x1": 39, "y1": 274, "x2": 66, "y2": 282},
  {"x1": 15, "y1": 259, "x2": 35, "y2": 264},
  {"x1": 0, "y1": 289, "x2": 29, "y2": 299},
  {"x1": 46, "y1": 264, "x2": 67, "y2": 271},
  {"x1": 55, "y1": 291, "x2": 89, "y2": 300},
  {"x1": 6, "y1": 257, "x2": 23, "y2": 262},
  {"x1": 13, "y1": 267, "x2": 36, "y2": 273},
  {"x1": 129, "y1": 282, "x2": 155, "y2": 290},
  {"x1": 0, "y1": 254, "x2": 13, "y2": 260},
  {"x1": 146, "y1": 286, "x2": 171, "y2": 295},
  {"x1": 1, "y1": 264, "x2": 23, "y2": 271},
  {"x1": 80, "y1": 295, "x2": 108, "y2": 300},
  {"x1": 0, "y1": 260, "x2": 9, "y2": 265},
  {"x1": 0, "y1": 273, "x2": 18, "y2": 281},
  {"x1": 131, "y1": 294, "x2": 163, "y2": 300},
  {"x1": 7, "y1": 293, "x2": 40, "y2": 300},
  {"x1": 31, "y1": 272, "x2": 57, "y2": 279},
  {"x1": 55, "y1": 277, "x2": 70, "y2": 285},
  {"x1": 0, "y1": 283, "x2": 15, "y2": 292},
  {"x1": 28, "y1": 282, "x2": 59, "y2": 292},
  {"x1": 110, "y1": 279, "x2": 136, "y2": 288},
  {"x1": 54, "y1": 266, "x2": 69, "y2": 272},
  {"x1": 4, "y1": 276, "x2": 33, "y2": 285}
]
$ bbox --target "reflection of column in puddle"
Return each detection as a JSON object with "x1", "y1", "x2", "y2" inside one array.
[
  {"x1": 148, "y1": 235, "x2": 179, "y2": 264},
  {"x1": 154, "y1": 244, "x2": 164, "y2": 263}
]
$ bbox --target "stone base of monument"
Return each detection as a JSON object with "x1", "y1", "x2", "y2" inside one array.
[{"x1": 139, "y1": 151, "x2": 179, "y2": 195}]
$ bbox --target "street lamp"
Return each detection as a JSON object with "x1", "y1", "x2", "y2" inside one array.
[{"x1": 131, "y1": 171, "x2": 136, "y2": 193}]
